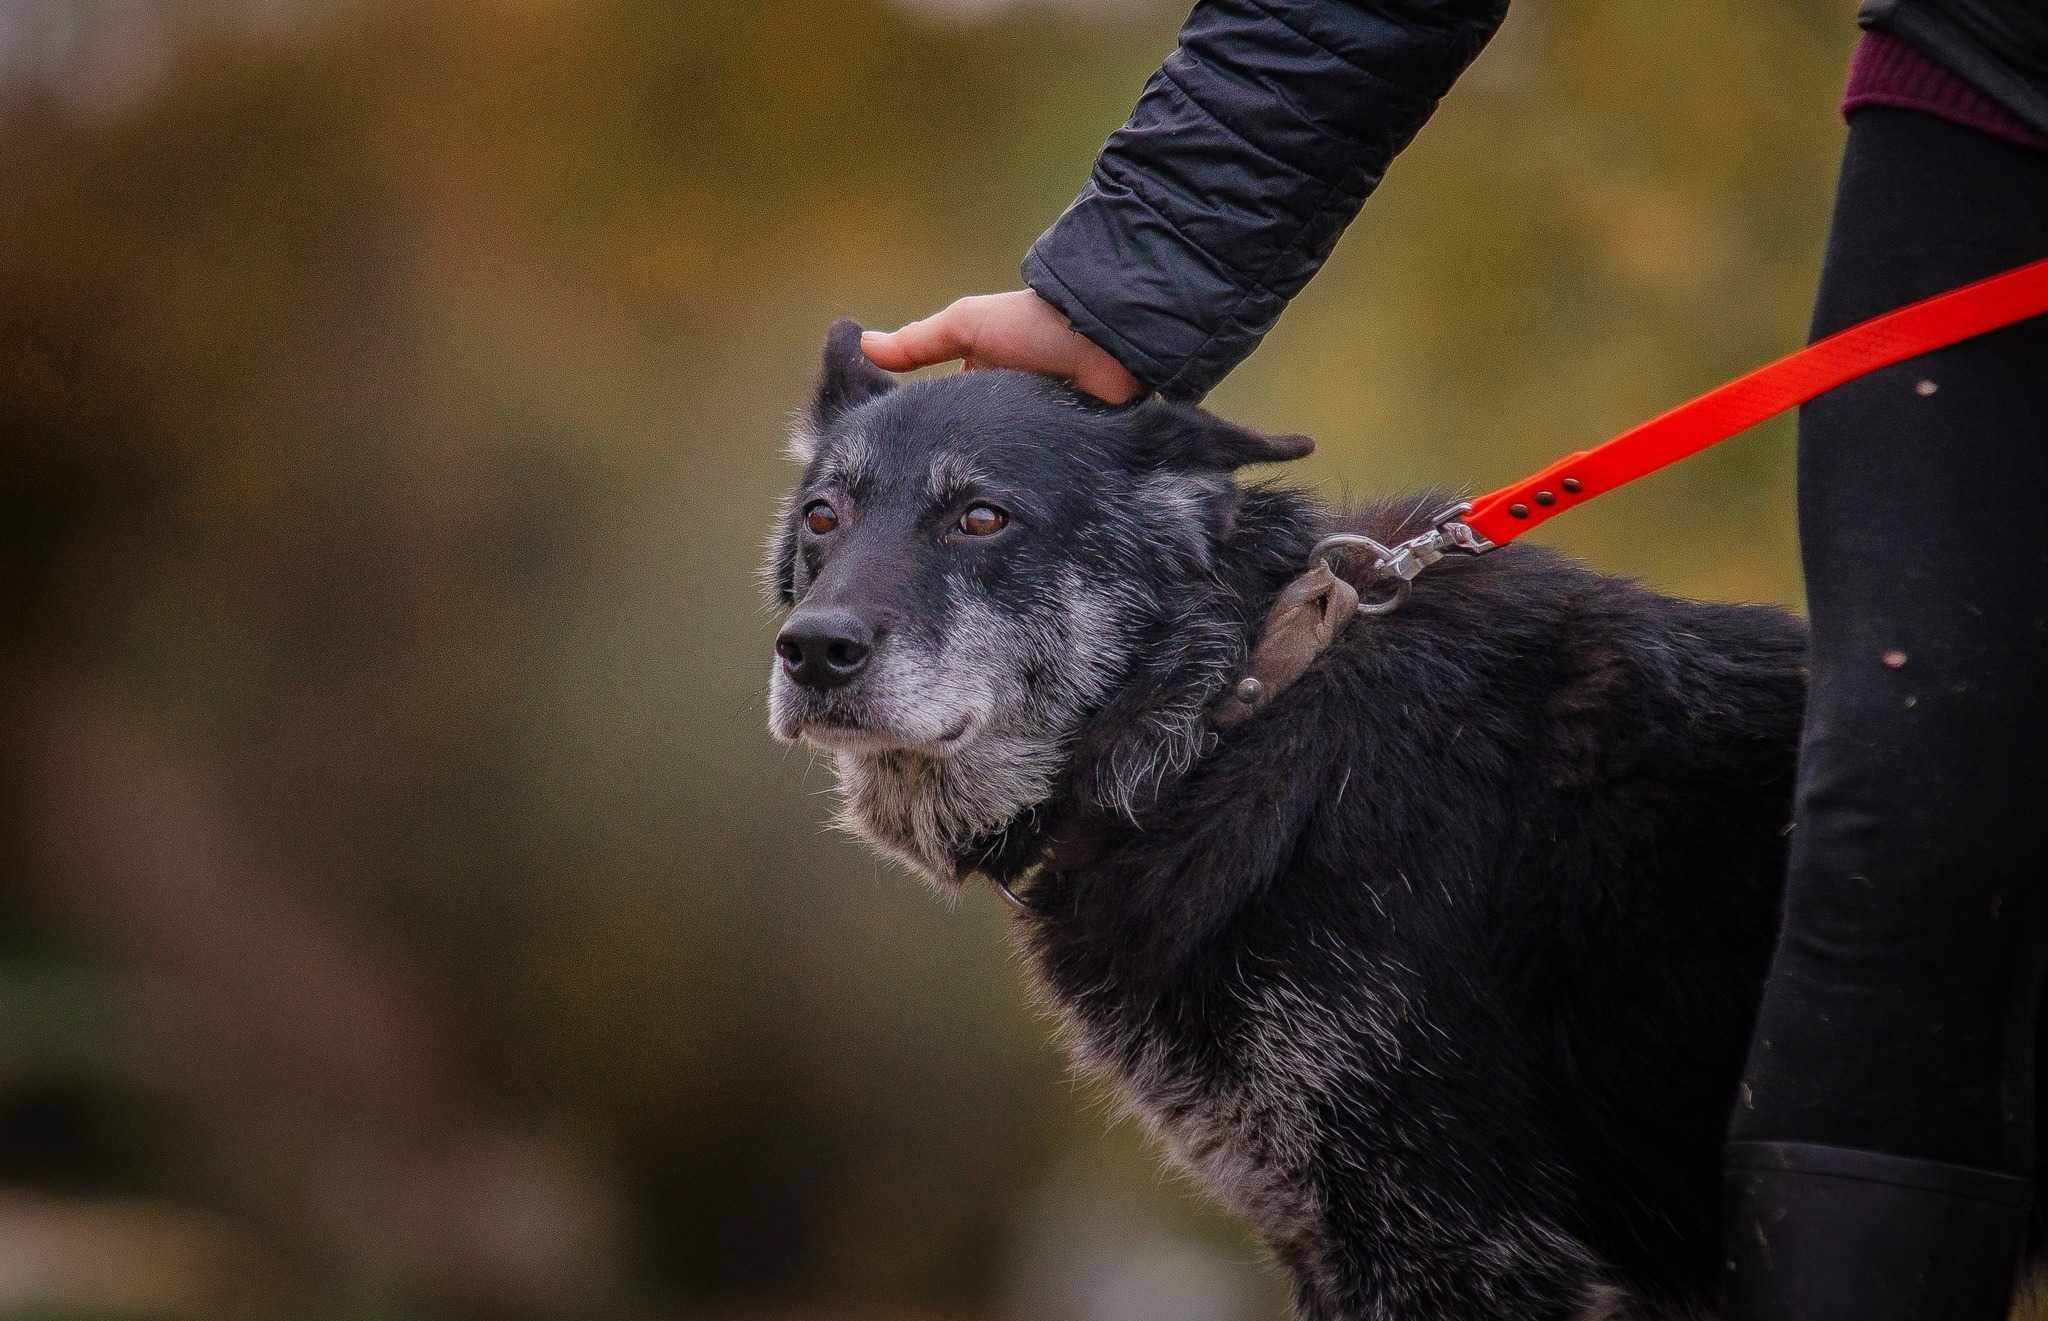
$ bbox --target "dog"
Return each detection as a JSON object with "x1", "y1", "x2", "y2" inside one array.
[{"x1": 766, "y1": 319, "x2": 1817, "y2": 1319}]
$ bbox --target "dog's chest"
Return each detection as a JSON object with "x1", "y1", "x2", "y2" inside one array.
[
  {"x1": 1043, "y1": 960, "x2": 1632, "y2": 1319},
  {"x1": 1042, "y1": 956, "x2": 1414, "y2": 1253}
]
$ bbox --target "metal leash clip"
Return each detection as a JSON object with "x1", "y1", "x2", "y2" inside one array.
[{"x1": 1309, "y1": 503, "x2": 1496, "y2": 617}]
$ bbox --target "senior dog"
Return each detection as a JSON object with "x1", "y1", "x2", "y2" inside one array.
[{"x1": 767, "y1": 318, "x2": 1831, "y2": 1319}]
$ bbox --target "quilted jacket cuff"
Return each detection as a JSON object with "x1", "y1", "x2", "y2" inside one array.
[{"x1": 1023, "y1": 164, "x2": 1361, "y2": 402}]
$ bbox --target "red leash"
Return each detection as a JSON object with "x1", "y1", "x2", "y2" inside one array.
[
  {"x1": 1460, "y1": 254, "x2": 2048, "y2": 547},
  {"x1": 1340, "y1": 255, "x2": 2048, "y2": 599}
]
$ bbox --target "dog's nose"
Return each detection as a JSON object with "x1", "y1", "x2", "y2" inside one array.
[{"x1": 775, "y1": 609, "x2": 873, "y2": 689}]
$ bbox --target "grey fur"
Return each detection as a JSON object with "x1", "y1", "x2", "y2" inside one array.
[{"x1": 771, "y1": 548, "x2": 1129, "y2": 886}]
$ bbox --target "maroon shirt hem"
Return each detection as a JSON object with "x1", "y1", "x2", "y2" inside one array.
[{"x1": 1844, "y1": 30, "x2": 2048, "y2": 151}]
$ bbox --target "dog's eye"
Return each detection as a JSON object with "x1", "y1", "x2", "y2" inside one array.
[
  {"x1": 957, "y1": 504, "x2": 1008, "y2": 537},
  {"x1": 803, "y1": 501, "x2": 838, "y2": 535}
]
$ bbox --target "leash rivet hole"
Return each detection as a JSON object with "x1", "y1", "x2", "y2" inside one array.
[
  {"x1": 1509, "y1": 502, "x2": 1530, "y2": 519},
  {"x1": 1535, "y1": 490, "x2": 1556, "y2": 506},
  {"x1": 1234, "y1": 677, "x2": 1264, "y2": 705},
  {"x1": 1562, "y1": 477, "x2": 1581, "y2": 493}
]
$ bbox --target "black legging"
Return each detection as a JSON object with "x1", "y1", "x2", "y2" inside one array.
[{"x1": 1731, "y1": 107, "x2": 2048, "y2": 1176}]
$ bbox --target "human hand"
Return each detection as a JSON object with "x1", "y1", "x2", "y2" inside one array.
[{"x1": 859, "y1": 290, "x2": 1143, "y2": 404}]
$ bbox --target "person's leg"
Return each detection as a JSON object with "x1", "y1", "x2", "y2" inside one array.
[{"x1": 1724, "y1": 106, "x2": 2048, "y2": 1321}]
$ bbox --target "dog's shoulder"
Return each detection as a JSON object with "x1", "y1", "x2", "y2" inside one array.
[{"x1": 1300, "y1": 516, "x2": 1807, "y2": 785}]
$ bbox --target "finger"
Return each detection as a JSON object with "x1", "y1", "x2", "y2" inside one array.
[
  {"x1": 857, "y1": 329, "x2": 923, "y2": 371},
  {"x1": 860, "y1": 301, "x2": 981, "y2": 371}
]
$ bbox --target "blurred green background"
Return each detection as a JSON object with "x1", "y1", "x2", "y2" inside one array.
[{"x1": 0, "y1": 1, "x2": 1864, "y2": 1317}]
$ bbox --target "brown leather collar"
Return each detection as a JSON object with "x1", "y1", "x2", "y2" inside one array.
[{"x1": 1212, "y1": 559, "x2": 1360, "y2": 727}]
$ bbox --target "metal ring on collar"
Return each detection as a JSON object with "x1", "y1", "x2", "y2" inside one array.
[
  {"x1": 991, "y1": 873, "x2": 1040, "y2": 913},
  {"x1": 1310, "y1": 533, "x2": 1412, "y2": 616}
]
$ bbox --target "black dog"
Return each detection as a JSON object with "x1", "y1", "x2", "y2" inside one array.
[{"x1": 768, "y1": 320, "x2": 1819, "y2": 1318}]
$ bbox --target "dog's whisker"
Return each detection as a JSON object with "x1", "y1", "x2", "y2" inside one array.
[{"x1": 1394, "y1": 489, "x2": 1433, "y2": 536}]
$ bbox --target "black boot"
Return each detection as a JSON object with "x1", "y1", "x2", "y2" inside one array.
[{"x1": 1723, "y1": 1141, "x2": 2031, "y2": 1321}]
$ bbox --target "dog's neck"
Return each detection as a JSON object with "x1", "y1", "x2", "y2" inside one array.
[{"x1": 960, "y1": 486, "x2": 1331, "y2": 886}]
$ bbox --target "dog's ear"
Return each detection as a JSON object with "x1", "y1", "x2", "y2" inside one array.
[
  {"x1": 1129, "y1": 398, "x2": 1314, "y2": 471},
  {"x1": 810, "y1": 317, "x2": 897, "y2": 429}
]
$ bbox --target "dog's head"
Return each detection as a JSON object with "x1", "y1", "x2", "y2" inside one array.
[{"x1": 766, "y1": 319, "x2": 1311, "y2": 887}]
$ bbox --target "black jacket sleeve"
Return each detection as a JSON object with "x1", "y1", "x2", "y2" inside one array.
[{"x1": 1022, "y1": 0, "x2": 1510, "y2": 400}]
